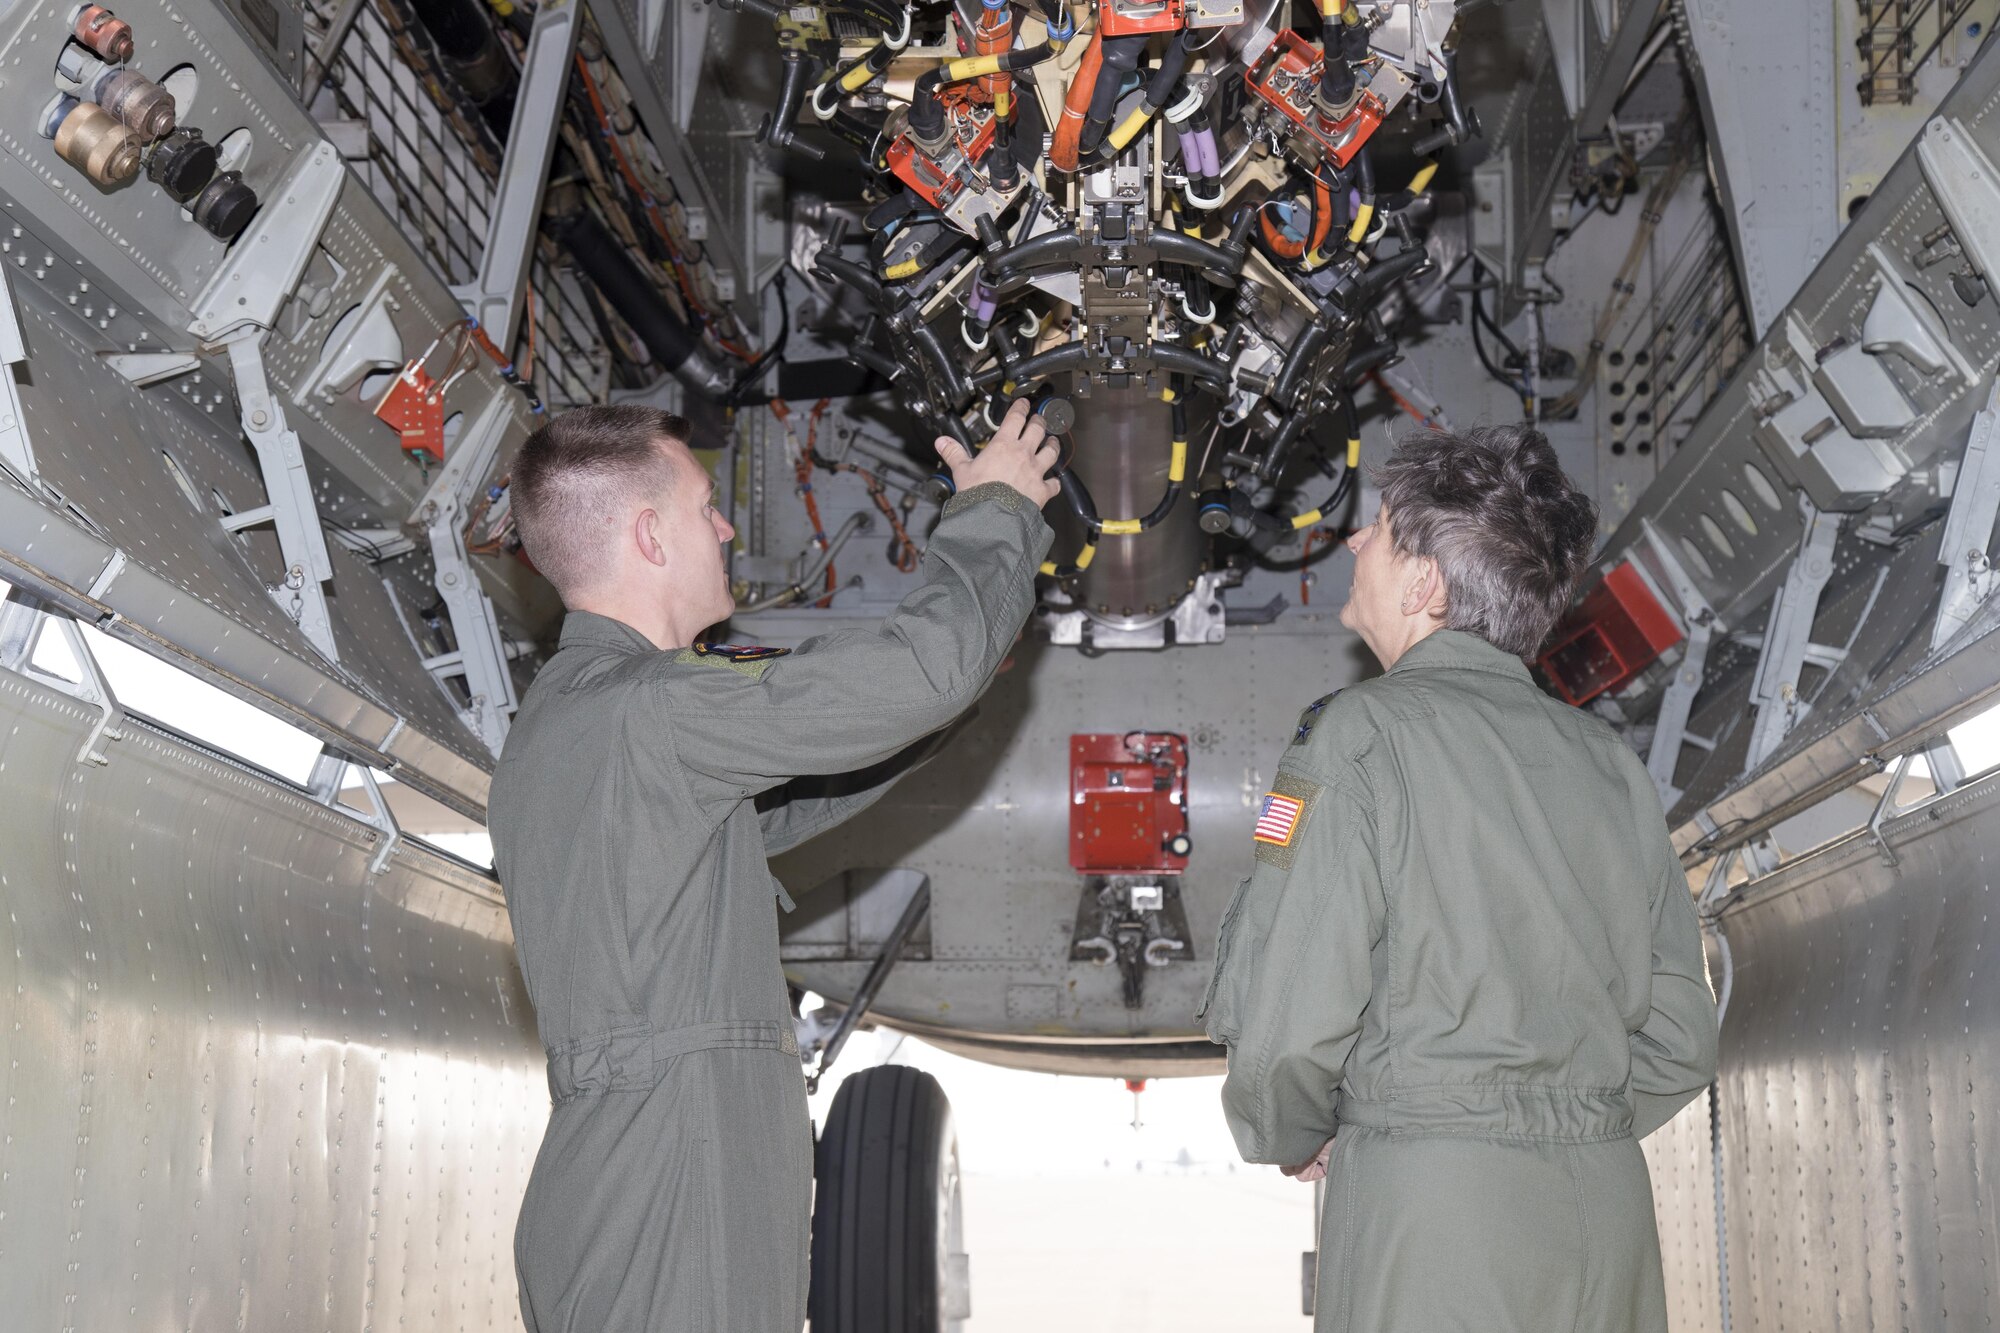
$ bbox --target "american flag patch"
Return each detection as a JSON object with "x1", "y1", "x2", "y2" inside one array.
[{"x1": 1253, "y1": 792, "x2": 1305, "y2": 846}]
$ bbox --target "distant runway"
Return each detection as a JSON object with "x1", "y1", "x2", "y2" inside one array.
[{"x1": 963, "y1": 1172, "x2": 1313, "y2": 1331}]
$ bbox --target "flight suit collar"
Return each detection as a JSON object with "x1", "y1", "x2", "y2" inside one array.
[
  {"x1": 1387, "y1": 628, "x2": 1532, "y2": 681},
  {"x1": 557, "y1": 610, "x2": 658, "y2": 654}
]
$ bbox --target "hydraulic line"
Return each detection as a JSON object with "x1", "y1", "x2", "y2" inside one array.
[
  {"x1": 1098, "y1": 30, "x2": 1195, "y2": 159},
  {"x1": 548, "y1": 207, "x2": 734, "y2": 399},
  {"x1": 736, "y1": 513, "x2": 870, "y2": 612},
  {"x1": 1079, "y1": 34, "x2": 1148, "y2": 157},
  {"x1": 759, "y1": 50, "x2": 824, "y2": 160},
  {"x1": 1345, "y1": 145, "x2": 1377, "y2": 248},
  {"x1": 1049, "y1": 26, "x2": 1104, "y2": 171}
]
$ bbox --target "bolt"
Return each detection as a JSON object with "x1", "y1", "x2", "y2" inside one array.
[{"x1": 249, "y1": 409, "x2": 268, "y2": 428}]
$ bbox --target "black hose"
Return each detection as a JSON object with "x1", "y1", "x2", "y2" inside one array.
[
  {"x1": 1080, "y1": 34, "x2": 1148, "y2": 156},
  {"x1": 549, "y1": 208, "x2": 732, "y2": 399},
  {"x1": 971, "y1": 340, "x2": 1091, "y2": 390},
  {"x1": 813, "y1": 253, "x2": 885, "y2": 304},
  {"x1": 908, "y1": 68, "x2": 946, "y2": 140},
  {"x1": 989, "y1": 230, "x2": 1087, "y2": 278},
  {"x1": 1149, "y1": 229, "x2": 1247, "y2": 278},
  {"x1": 759, "y1": 50, "x2": 823, "y2": 160},
  {"x1": 1270, "y1": 315, "x2": 1334, "y2": 408},
  {"x1": 904, "y1": 316, "x2": 973, "y2": 408},
  {"x1": 1355, "y1": 245, "x2": 1433, "y2": 300},
  {"x1": 1143, "y1": 341, "x2": 1229, "y2": 392},
  {"x1": 725, "y1": 271, "x2": 790, "y2": 405}
]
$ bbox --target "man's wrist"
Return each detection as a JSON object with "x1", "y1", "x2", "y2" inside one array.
[{"x1": 941, "y1": 480, "x2": 1027, "y2": 519}]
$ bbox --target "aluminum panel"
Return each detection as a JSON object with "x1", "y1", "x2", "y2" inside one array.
[
  {"x1": 0, "y1": 666, "x2": 543, "y2": 1329},
  {"x1": 1652, "y1": 767, "x2": 2000, "y2": 1331},
  {"x1": 0, "y1": 280, "x2": 496, "y2": 811}
]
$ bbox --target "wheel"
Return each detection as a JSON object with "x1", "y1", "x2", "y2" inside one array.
[{"x1": 809, "y1": 1065, "x2": 970, "y2": 1332}]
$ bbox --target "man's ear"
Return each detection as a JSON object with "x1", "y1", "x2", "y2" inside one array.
[{"x1": 634, "y1": 507, "x2": 668, "y2": 568}]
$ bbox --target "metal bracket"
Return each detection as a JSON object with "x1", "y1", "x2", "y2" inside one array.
[
  {"x1": 349, "y1": 763, "x2": 402, "y2": 874},
  {"x1": 1916, "y1": 117, "x2": 2000, "y2": 295},
  {"x1": 1647, "y1": 616, "x2": 1714, "y2": 809},
  {"x1": 188, "y1": 142, "x2": 346, "y2": 342},
  {"x1": 102, "y1": 352, "x2": 203, "y2": 387},
  {"x1": 801, "y1": 878, "x2": 931, "y2": 1095},
  {"x1": 1865, "y1": 751, "x2": 1914, "y2": 867},
  {"x1": 408, "y1": 387, "x2": 518, "y2": 752},
  {"x1": 1637, "y1": 518, "x2": 1721, "y2": 806},
  {"x1": 222, "y1": 331, "x2": 341, "y2": 662},
  {"x1": 1932, "y1": 380, "x2": 2000, "y2": 651},
  {"x1": 0, "y1": 590, "x2": 126, "y2": 765},
  {"x1": 0, "y1": 265, "x2": 39, "y2": 492},
  {"x1": 55, "y1": 618, "x2": 124, "y2": 766},
  {"x1": 1744, "y1": 499, "x2": 1841, "y2": 770},
  {"x1": 452, "y1": 0, "x2": 579, "y2": 348}
]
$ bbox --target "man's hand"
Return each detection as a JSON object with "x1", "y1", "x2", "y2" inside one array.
[
  {"x1": 1281, "y1": 1138, "x2": 1333, "y2": 1183},
  {"x1": 934, "y1": 398, "x2": 1061, "y2": 508}
]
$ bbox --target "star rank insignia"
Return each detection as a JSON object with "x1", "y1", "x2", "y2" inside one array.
[{"x1": 1291, "y1": 690, "x2": 1340, "y2": 746}]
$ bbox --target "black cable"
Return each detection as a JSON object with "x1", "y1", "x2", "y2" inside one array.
[{"x1": 726, "y1": 271, "x2": 790, "y2": 405}]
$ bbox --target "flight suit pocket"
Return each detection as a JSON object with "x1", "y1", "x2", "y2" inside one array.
[{"x1": 1196, "y1": 875, "x2": 1252, "y2": 1036}]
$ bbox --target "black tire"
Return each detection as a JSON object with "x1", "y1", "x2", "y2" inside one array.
[{"x1": 809, "y1": 1065, "x2": 968, "y2": 1333}]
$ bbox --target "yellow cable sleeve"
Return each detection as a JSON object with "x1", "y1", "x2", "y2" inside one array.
[
  {"x1": 1318, "y1": 0, "x2": 1345, "y2": 15},
  {"x1": 1160, "y1": 386, "x2": 1177, "y2": 403},
  {"x1": 1039, "y1": 560, "x2": 1059, "y2": 576},
  {"x1": 1291, "y1": 509, "x2": 1322, "y2": 531},
  {"x1": 1107, "y1": 105, "x2": 1153, "y2": 153},
  {"x1": 883, "y1": 257, "x2": 922, "y2": 280},
  {"x1": 1001, "y1": 380, "x2": 1017, "y2": 396},
  {"x1": 1100, "y1": 518, "x2": 1143, "y2": 536},
  {"x1": 1075, "y1": 542, "x2": 1098, "y2": 570},
  {"x1": 1407, "y1": 160, "x2": 1439, "y2": 196},
  {"x1": 943, "y1": 53, "x2": 1005, "y2": 82},
  {"x1": 1168, "y1": 439, "x2": 1188, "y2": 483},
  {"x1": 995, "y1": 88, "x2": 1011, "y2": 118},
  {"x1": 839, "y1": 46, "x2": 883, "y2": 92},
  {"x1": 1347, "y1": 437, "x2": 1362, "y2": 468},
  {"x1": 1347, "y1": 202, "x2": 1376, "y2": 245}
]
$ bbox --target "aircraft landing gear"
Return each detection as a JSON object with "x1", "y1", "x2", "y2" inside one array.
[{"x1": 809, "y1": 1065, "x2": 970, "y2": 1332}]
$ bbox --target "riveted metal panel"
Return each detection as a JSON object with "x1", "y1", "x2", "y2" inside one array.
[
  {"x1": 1651, "y1": 768, "x2": 2000, "y2": 1331},
  {"x1": 0, "y1": 666, "x2": 544, "y2": 1329},
  {"x1": 775, "y1": 624, "x2": 1375, "y2": 1046}
]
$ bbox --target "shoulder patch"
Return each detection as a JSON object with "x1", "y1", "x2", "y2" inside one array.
[
  {"x1": 1252, "y1": 769, "x2": 1322, "y2": 869},
  {"x1": 675, "y1": 642, "x2": 790, "y2": 679},
  {"x1": 1290, "y1": 689, "x2": 1342, "y2": 746}
]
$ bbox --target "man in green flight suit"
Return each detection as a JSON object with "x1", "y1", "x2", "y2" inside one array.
[
  {"x1": 488, "y1": 398, "x2": 1057, "y2": 1332},
  {"x1": 1202, "y1": 426, "x2": 1718, "y2": 1331}
]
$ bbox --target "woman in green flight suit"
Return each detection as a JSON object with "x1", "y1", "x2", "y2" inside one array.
[{"x1": 1202, "y1": 425, "x2": 1718, "y2": 1332}]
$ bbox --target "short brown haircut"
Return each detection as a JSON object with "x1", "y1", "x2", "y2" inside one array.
[
  {"x1": 510, "y1": 405, "x2": 690, "y2": 601},
  {"x1": 1374, "y1": 425, "x2": 1598, "y2": 657}
]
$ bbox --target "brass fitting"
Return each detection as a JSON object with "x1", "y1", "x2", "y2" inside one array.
[{"x1": 52, "y1": 101, "x2": 140, "y2": 186}]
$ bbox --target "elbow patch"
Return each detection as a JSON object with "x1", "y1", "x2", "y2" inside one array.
[{"x1": 1252, "y1": 770, "x2": 1321, "y2": 869}]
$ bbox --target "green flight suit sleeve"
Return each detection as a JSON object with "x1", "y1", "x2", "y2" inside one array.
[
  {"x1": 755, "y1": 714, "x2": 969, "y2": 855},
  {"x1": 1201, "y1": 762, "x2": 1385, "y2": 1169},
  {"x1": 663, "y1": 484, "x2": 1052, "y2": 802},
  {"x1": 1628, "y1": 843, "x2": 1720, "y2": 1138}
]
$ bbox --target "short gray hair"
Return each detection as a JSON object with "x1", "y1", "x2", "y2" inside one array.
[{"x1": 1374, "y1": 425, "x2": 1598, "y2": 657}]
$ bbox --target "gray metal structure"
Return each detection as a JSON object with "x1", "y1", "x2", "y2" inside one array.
[{"x1": 0, "y1": 0, "x2": 1998, "y2": 1324}]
